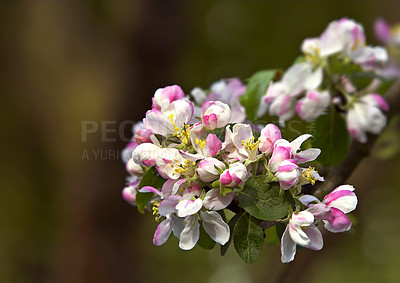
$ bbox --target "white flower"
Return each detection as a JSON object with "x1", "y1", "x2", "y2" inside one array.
[
  {"x1": 296, "y1": 90, "x2": 331, "y2": 121},
  {"x1": 144, "y1": 98, "x2": 194, "y2": 136},
  {"x1": 346, "y1": 94, "x2": 389, "y2": 143},
  {"x1": 281, "y1": 210, "x2": 323, "y2": 263}
]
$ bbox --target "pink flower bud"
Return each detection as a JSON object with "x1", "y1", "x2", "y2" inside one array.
[
  {"x1": 152, "y1": 85, "x2": 185, "y2": 112},
  {"x1": 134, "y1": 129, "x2": 153, "y2": 144},
  {"x1": 197, "y1": 158, "x2": 226, "y2": 182},
  {"x1": 132, "y1": 143, "x2": 160, "y2": 167},
  {"x1": 259, "y1": 124, "x2": 282, "y2": 154},
  {"x1": 220, "y1": 162, "x2": 248, "y2": 188},
  {"x1": 269, "y1": 145, "x2": 292, "y2": 172},
  {"x1": 275, "y1": 159, "x2": 299, "y2": 190},
  {"x1": 122, "y1": 179, "x2": 141, "y2": 205},
  {"x1": 201, "y1": 101, "x2": 231, "y2": 130}
]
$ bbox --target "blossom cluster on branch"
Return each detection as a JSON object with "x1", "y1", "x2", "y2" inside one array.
[{"x1": 121, "y1": 18, "x2": 397, "y2": 263}]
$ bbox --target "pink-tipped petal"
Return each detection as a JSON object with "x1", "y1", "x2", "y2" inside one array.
[
  {"x1": 323, "y1": 207, "x2": 352, "y2": 233},
  {"x1": 153, "y1": 219, "x2": 172, "y2": 246},
  {"x1": 139, "y1": 186, "x2": 162, "y2": 196}
]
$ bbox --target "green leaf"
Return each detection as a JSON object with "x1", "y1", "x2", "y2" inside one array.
[
  {"x1": 349, "y1": 71, "x2": 375, "y2": 90},
  {"x1": 375, "y1": 77, "x2": 396, "y2": 95},
  {"x1": 197, "y1": 225, "x2": 216, "y2": 250},
  {"x1": 136, "y1": 168, "x2": 166, "y2": 214},
  {"x1": 312, "y1": 112, "x2": 350, "y2": 166},
  {"x1": 233, "y1": 213, "x2": 264, "y2": 263},
  {"x1": 221, "y1": 213, "x2": 241, "y2": 256},
  {"x1": 239, "y1": 70, "x2": 277, "y2": 122},
  {"x1": 238, "y1": 176, "x2": 295, "y2": 221},
  {"x1": 264, "y1": 225, "x2": 279, "y2": 246}
]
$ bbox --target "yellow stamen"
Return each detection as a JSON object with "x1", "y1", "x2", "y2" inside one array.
[{"x1": 302, "y1": 166, "x2": 318, "y2": 185}]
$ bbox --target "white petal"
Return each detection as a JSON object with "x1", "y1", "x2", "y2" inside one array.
[
  {"x1": 299, "y1": 195, "x2": 320, "y2": 206},
  {"x1": 304, "y1": 67, "x2": 323, "y2": 90},
  {"x1": 171, "y1": 215, "x2": 186, "y2": 238},
  {"x1": 158, "y1": 195, "x2": 182, "y2": 216},
  {"x1": 294, "y1": 148, "x2": 321, "y2": 164},
  {"x1": 281, "y1": 225, "x2": 297, "y2": 263},
  {"x1": 327, "y1": 195, "x2": 357, "y2": 214},
  {"x1": 290, "y1": 134, "x2": 312, "y2": 153},
  {"x1": 288, "y1": 221, "x2": 311, "y2": 247},
  {"x1": 304, "y1": 224, "x2": 323, "y2": 251},
  {"x1": 176, "y1": 198, "x2": 203, "y2": 217},
  {"x1": 200, "y1": 211, "x2": 230, "y2": 245},
  {"x1": 179, "y1": 215, "x2": 200, "y2": 250},
  {"x1": 203, "y1": 189, "x2": 234, "y2": 211}
]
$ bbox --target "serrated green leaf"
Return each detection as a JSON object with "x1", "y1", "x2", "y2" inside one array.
[
  {"x1": 221, "y1": 213, "x2": 241, "y2": 256},
  {"x1": 233, "y1": 213, "x2": 264, "y2": 263},
  {"x1": 239, "y1": 70, "x2": 277, "y2": 122},
  {"x1": 238, "y1": 176, "x2": 295, "y2": 221},
  {"x1": 136, "y1": 168, "x2": 166, "y2": 214},
  {"x1": 197, "y1": 225, "x2": 216, "y2": 250},
  {"x1": 312, "y1": 112, "x2": 350, "y2": 166}
]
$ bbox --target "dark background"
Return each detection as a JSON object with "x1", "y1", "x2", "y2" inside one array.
[{"x1": 2, "y1": 1, "x2": 400, "y2": 283}]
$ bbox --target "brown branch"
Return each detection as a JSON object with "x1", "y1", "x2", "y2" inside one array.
[{"x1": 314, "y1": 78, "x2": 400, "y2": 199}]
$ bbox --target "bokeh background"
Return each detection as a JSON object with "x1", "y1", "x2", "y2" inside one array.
[{"x1": 2, "y1": 1, "x2": 400, "y2": 283}]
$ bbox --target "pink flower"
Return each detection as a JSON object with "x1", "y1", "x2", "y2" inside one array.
[
  {"x1": 152, "y1": 85, "x2": 185, "y2": 112},
  {"x1": 275, "y1": 159, "x2": 300, "y2": 190},
  {"x1": 258, "y1": 124, "x2": 282, "y2": 154},
  {"x1": 220, "y1": 162, "x2": 248, "y2": 188},
  {"x1": 322, "y1": 185, "x2": 358, "y2": 233},
  {"x1": 201, "y1": 101, "x2": 231, "y2": 130}
]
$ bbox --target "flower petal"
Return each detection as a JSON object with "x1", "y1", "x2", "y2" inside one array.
[
  {"x1": 290, "y1": 134, "x2": 312, "y2": 153},
  {"x1": 323, "y1": 207, "x2": 352, "y2": 233},
  {"x1": 138, "y1": 186, "x2": 161, "y2": 196},
  {"x1": 323, "y1": 185, "x2": 357, "y2": 213},
  {"x1": 153, "y1": 219, "x2": 172, "y2": 246},
  {"x1": 200, "y1": 211, "x2": 230, "y2": 245},
  {"x1": 306, "y1": 203, "x2": 332, "y2": 220},
  {"x1": 203, "y1": 188, "x2": 234, "y2": 211},
  {"x1": 158, "y1": 195, "x2": 182, "y2": 216},
  {"x1": 303, "y1": 224, "x2": 323, "y2": 251},
  {"x1": 281, "y1": 225, "x2": 297, "y2": 263},
  {"x1": 294, "y1": 148, "x2": 321, "y2": 164},
  {"x1": 176, "y1": 198, "x2": 203, "y2": 217},
  {"x1": 171, "y1": 214, "x2": 185, "y2": 238},
  {"x1": 179, "y1": 215, "x2": 200, "y2": 250},
  {"x1": 299, "y1": 195, "x2": 320, "y2": 206}
]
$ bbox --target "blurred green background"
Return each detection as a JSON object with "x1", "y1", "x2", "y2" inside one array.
[{"x1": 1, "y1": 1, "x2": 400, "y2": 283}]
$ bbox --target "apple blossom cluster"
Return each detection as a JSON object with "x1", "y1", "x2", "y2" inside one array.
[
  {"x1": 121, "y1": 83, "x2": 358, "y2": 263},
  {"x1": 258, "y1": 18, "x2": 390, "y2": 143}
]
